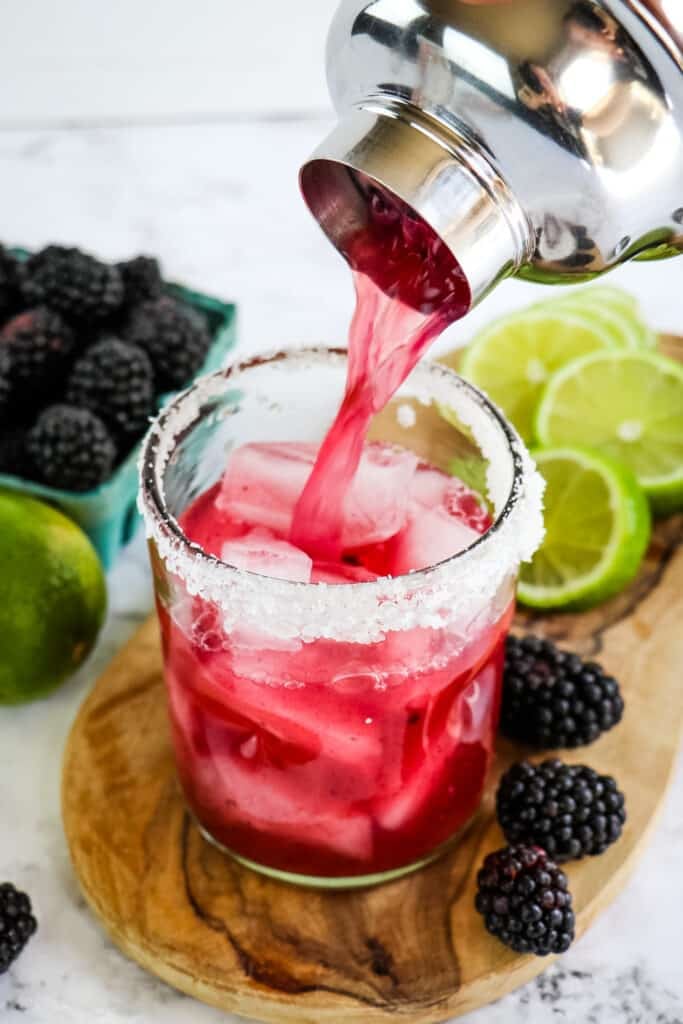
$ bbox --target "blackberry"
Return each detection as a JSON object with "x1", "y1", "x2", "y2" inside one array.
[
  {"x1": 117, "y1": 255, "x2": 163, "y2": 306},
  {"x1": 501, "y1": 635, "x2": 624, "y2": 748},
  {"x1": 66, "y1": 336, "x2": 155, "y2": 445},
  {"x1": 0, "y1": 245, "x2": 23, "y2": 319},
  {"x1": 1, "y1": 307, "x2": 75, "y2": 401},
  {"x1": 27, "y1": 404, "x2": 116, "y2": 492},
  {"x1": 496, "y1": 759, "x2": 626, "y2": 862},
  {"x1": 0, "y1": 425, "x2": 30, "y2": 476},
  {"x1": 0, "y1": 882, "x2": 37, "y2": 975},
  {"x1": 475, "y1": 845, "x2": 574, "y2": 956},
  {"x1": 22, "y1": 245, "x2": 124, "y2": 324},
  {"x1": 124, "y1": 295, "x2": 211, "y2": 391}
]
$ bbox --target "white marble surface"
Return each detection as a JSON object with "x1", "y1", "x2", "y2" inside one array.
[{"x1": 0, "y1": 120, "x2": 682, "y2": 1024}]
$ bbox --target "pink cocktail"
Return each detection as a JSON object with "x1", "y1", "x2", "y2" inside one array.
[{"x1": 139, "y1": 351, "x2": 543, "y2": 886}]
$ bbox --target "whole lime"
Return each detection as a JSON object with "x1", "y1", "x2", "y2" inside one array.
[{"x1": 0, "y1": 491, "x2": 106, "y2": 703}]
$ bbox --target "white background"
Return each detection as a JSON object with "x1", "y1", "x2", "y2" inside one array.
[{"x1": 0, "y1": 0, "x2": 333, "y2": 125}]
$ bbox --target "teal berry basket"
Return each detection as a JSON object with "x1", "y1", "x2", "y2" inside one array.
[{"x1": 0, "y1": 261, "x2": 237, "y2": 569}]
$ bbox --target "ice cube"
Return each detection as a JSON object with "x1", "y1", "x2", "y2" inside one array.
[
  {"x1": 311, "y1": 813, "x2": 374, "y2": 861},
  {"x1": 342, "y1": 443, "x2": 418, "y2": 548},
  {"x1": 165, "y1": 670, "x2": 197, "y2": 744},
  {"x1": 216, "y1": 440, "x2": 418, "y2": 551},
  {"x1": 189, "y1": 657, "x2": 382, "y2": 768},
  {"x1": 409, "y1": 466, "x2": 491, "y2": 532},
  {"x1": 205, "y1": 749, "x2": 374, "y2": 860},
  {"x1": 230, "y1": 626, "x2": 303, "y2": 653},
  {"x1": 221, "y1": 528, "x2": 312, "y2": 582},
  {"x1": 216, "y1": 441, "x2": 316, "y2": 534},
  {"x1": 204, "y1": 741, "x2": 316, "y2": 825},
  {"x1": 374, "y1": 751, "x2": 452, "y2": 831},
  {"x1": 189, "y1": 671, "x2": 323, "y2": 763},
  {"x1": 180, "y1": 482, "x2": 250, "y2": 557},
  {"x1": 409, "y1": 465, "x2": 452, "y2": 509},
  {"x1": 226, "y1": 626, "x2": 303, "y2": 687},
  {"x1": 167, "y1": 593, "x2": 195, "y2": 639},
  {"x1": 378, "y1": 625, "x2": 444, "y2": 682},
  {"x1": 386, "y1": 504, "x2": 480, "y2": 575},
  {"x1": 456, "y1": 662, "x2": 499, "y2": 744}
]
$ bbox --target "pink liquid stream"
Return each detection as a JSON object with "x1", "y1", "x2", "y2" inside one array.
[
  {"x1": 290, "y1": 180, "x2": 471, "y2": 560},
  {"x1": 158, "y1": 180, "x2": 511, "y2": 879}
]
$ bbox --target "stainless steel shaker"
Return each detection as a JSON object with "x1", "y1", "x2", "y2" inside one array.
[{"x1": 301, "y1": 0, "x2": 683, "y2": 307}]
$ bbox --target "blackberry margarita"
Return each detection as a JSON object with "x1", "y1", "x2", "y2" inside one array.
[{"x1": 139, "y1": 186, "x2": 543, "y2": 885}]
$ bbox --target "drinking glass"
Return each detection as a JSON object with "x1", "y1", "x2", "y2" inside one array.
[{"x1": 138, "y1": 348, "x2": 543, "y2": 888}]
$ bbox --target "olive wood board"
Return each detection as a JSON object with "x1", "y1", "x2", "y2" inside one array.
[
  {"x1": 62, "y1": 519, "x2": 683, "y2": 1024},
  {"x1": 62, "y1": 338, "x2": 683, "y2": 1024}
]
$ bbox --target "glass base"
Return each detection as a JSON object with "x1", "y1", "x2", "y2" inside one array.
[{"x1": 196, "y1": 815, "x2": 478, "y2": 890}]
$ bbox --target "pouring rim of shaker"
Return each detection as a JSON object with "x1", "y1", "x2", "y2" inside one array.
[{"x1": 299, "y1": 99, "x2": 534, "y2": 308}]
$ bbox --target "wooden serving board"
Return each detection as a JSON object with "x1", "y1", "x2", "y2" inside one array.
[
  {"x1": 62, "y1": 337, "x2": 683, "y2": 1024},
  {"x1": 62, "y1": 518, "x2": 683, "y2": 1024}
]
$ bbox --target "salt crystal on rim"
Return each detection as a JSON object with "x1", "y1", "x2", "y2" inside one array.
[{"x1": 138, "y1": 349, "x2": 544, "y2": 644}]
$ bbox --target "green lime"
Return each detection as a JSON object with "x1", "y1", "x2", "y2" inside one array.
[
  {"x1": 459, "y1": 307, "x2": 616, "y2": 442},
  {"x1": 447, "y1": 455, "x2": 491, "y2": 512},
  {"x1": 553, "y1": 285, "x2": 639, "y2": 318},
  {"x1": 535, "y1": 351, "x2": 683, "y2": 514},
  {"x1": 557, "y1": 286, "x2": 651, "y2": 350},
  {"x1": 546, "y1": 286, "x2": 655, "y2": 350},
  {"x1": 575, "y1": 286, "x2": 654, "y2": 346},
  {"x1": 518, "y1": 447, "x2": 651, "y2": 610},
  {"x1": 0, "y1": 491, "x2": 107, "y2": 703}
]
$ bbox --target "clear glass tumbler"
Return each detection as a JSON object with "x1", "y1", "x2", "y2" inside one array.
[{"x1": 139, "y1": 348, "x2": 543, "y2": 888}]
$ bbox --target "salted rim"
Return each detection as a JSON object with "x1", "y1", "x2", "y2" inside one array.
[{"x1": 138, "y1": 347, "x2": 545, "y2": 642}]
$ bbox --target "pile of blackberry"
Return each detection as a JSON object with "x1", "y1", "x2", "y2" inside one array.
[
  {"x1": 474, "y1": 635, "x2": 628, "y2": 958},
  {"x1": 0, "y1": 244, "x2": 211, "y2": 491}
]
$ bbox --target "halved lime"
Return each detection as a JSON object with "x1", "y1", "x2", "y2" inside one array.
[
  {"x1": 535, "y1": 351, "x2": 683, "y2": 513},
  {"x1": 518, "y1": 447, "x2": 651, "y2": 610},
  {"x1": 459, "y1": 308, "x2": 617, "y2": 442}
]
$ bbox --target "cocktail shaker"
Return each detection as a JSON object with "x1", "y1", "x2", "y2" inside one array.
[{"x1": 301, "y1": 0, "x2": 683, "y2": 307}]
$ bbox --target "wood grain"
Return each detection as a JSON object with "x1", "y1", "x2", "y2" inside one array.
[
  {"x1": 62, "y1": 338, "x2": 683, "y2": 1024},
  {"x1": 62, "y1": 521, "x2": 683, "y2": 1023}
]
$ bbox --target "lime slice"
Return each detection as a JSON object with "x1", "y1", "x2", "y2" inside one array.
[
  {"x1": 546, "y1": 286, "x2": 656, "y2": 350},
  {"x1": 535, "y1": 351, "x2": 683, "y2": 513},
  {"x1": 459, "y1": 308, "x2": 617, "y2": 442},
  {"x1": 557, "y1": 285, "x2": 639, "y2": 317},
  {"x1": 518, "y1": 447, "x2": 651, "y2": 610},
  {"x1": 542, "y1": 296, "x2": 654, "y2": 350}
]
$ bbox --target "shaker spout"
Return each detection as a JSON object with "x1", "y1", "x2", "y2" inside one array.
[{"x1": 300, "y1": 103, "x2": 532, "y2": 309}]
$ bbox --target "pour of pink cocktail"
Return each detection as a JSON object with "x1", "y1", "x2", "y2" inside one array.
[
  {"x1": 141, "y1": 176, "x2": 542, "y2": 885},
  {"x1": 291, "y1": 176, "x2": 470, "y2": 560},
  {"x1": 158, "y1": 443, "x2": 511, "y2": 879}
]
